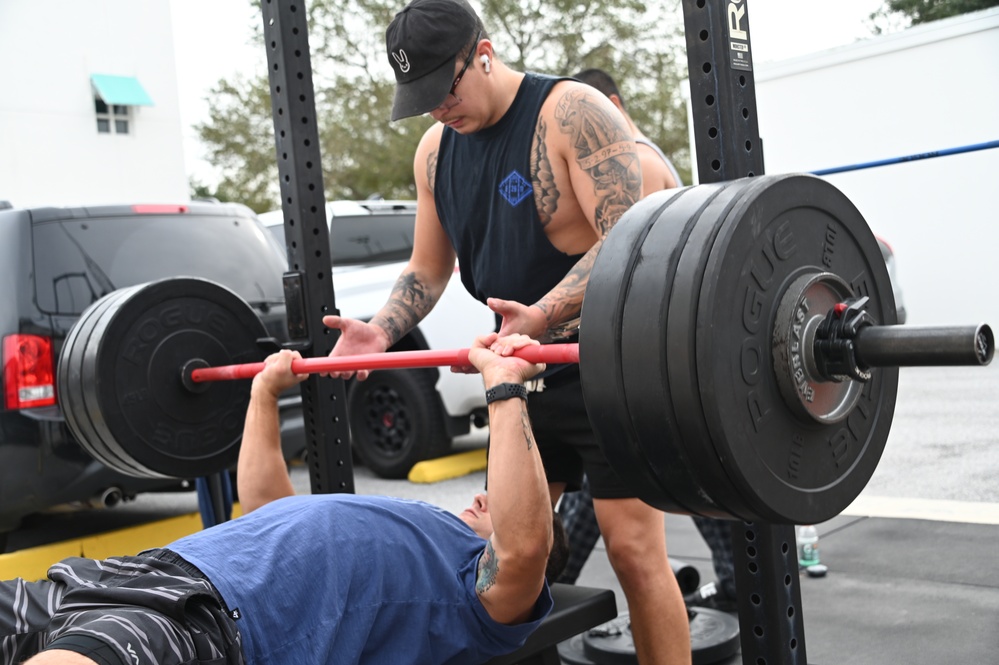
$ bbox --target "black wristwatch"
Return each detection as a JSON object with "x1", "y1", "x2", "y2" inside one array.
[{"x1": 485, "y1": 382, "x2": 528, "y2": 405}]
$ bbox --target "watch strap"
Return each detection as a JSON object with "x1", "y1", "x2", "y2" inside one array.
[{"x1": 485, "y1": 382, "x2": 528, "y2": 404}]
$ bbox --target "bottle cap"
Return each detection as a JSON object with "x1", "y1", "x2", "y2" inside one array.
[{"x1": 806, "y1": 564, "x2": 828, "y2": 578}]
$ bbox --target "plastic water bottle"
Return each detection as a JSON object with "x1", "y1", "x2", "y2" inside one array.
[{"x1": 796, "y1": 524, "x2": 820, "y2": 568}]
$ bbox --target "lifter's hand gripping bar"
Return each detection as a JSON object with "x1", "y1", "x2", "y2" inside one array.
[{"x1": 188, "y1": 343, "x2": 581, "y2": 383}]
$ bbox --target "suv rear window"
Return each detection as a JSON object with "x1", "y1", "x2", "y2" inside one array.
[
  {"x1": 329, "y1": 213, "x2": 414, "y2": 266},
  {"x1": 266, "y1": 212, "x2": 415, "y2": 266},
  {"x1": 32, "y1": 213, "x2": 287, "y2": 315}
]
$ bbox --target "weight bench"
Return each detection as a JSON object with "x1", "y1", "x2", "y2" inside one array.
[{"x1": 484, "y1": 583, "x2": 617, "y2": 665}]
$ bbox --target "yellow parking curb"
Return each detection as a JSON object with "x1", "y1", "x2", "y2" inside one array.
[
  {"x1": 0, "y1": 506, "x2": 243, "y2": 582},
  {"x1": 408, "y1": 448, "x2": 487, "y2": 484}
]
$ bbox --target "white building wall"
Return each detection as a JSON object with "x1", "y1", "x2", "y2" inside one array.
[
  {"x1": 751, "y1": 8, "x2": 999, "y2": 328},
  {"x1": 0, "y1": 0, "x2": 188, "y2": 208}
]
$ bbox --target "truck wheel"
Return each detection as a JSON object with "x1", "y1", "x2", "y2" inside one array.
[{"x1": 348, "y1": 369, "x2": 451, "y2": 478}]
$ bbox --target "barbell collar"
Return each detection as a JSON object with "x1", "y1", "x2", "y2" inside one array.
[{"x1": 187, "y1": 343, "x2": 581, "y2": 384}]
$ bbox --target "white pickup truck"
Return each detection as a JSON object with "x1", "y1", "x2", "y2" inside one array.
[{"x1": 259, "y1": 200, "x2": 496, "y2": 478}]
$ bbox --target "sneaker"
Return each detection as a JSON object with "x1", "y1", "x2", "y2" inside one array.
[{"x1": 684, "y1": 581, "x2": 738, "y2": 613}]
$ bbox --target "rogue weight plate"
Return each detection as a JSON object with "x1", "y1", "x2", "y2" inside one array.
[
  {"x1": 665, "y1": 178, "x2": 773, "y2": 521},
  {"x1": 695, "y1": 174, "x2": 898, "y2": 524},
  {"x1": 580, "y1": 189, "x2": 688, "y2": 507},
  {"x1": 619, "y1": 183, "x2": 736, "y2": 517},
  {"x1": 61, "y1": 277, "x2": 268, "y2": 478},
  {"x1": 59, "y1": 285, "x2": 152, "y2": 477}
]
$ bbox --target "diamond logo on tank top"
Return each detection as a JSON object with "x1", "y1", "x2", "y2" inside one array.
[{"x1": 499, "y1": 170, "x2": 533, "y2": 206}]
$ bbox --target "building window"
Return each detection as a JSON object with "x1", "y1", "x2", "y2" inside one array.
[{"x1": 95, "y1": 99, "x2": 130, "y2": 135}]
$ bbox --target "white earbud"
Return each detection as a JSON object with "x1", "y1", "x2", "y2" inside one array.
[{"x1": 480, "y1": 54, "x2": 491, "y2": 73}]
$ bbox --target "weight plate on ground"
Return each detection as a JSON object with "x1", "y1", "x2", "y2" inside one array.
[
  {"x1": 696, "y1": 174, "x2": 898, "y2": 524},
  {"x1": 573, "y1": 610, "x2": 740, "y2": 665},
  {"x1": 71, "y1": 277, "x2": 267, "y2": 478},
  {"x1": 687, "y1": 607, "x2": 741, "y2": 664},
  {"x1": 558, "y1": 634, "x2": 598, "y2": 665}
]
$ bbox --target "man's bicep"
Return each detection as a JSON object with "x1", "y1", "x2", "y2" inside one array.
[
  {"x1": 474, "y1": 540, "x2": 546, "y2": 625},
  {"x1": 550, "y1": 83, "x2": 642, "y2": 236},
  {"x1": 411, "y1": 126, "x2": 458, "y2": 284}
]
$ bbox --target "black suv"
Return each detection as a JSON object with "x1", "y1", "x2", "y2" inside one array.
[{"x1": 0, "y1": 202, "x2": 303, "y2": 550}]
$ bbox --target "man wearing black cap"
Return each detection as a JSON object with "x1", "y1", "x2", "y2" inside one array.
[{"x1": 322, "y1": 0, "x2": 692, "y2": 662}]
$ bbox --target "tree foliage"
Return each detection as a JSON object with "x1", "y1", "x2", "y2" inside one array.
[
  {"x1": 195, "y1": 0, "x2": 691, "y2": 210},
  {"x1": 869, "y1": 0, "x2": 999, "y2": 33}
]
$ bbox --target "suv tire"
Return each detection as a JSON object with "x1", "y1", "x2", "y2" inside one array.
[{"x1": 348, "y1": 369, "x2": 450, "y2": 479}]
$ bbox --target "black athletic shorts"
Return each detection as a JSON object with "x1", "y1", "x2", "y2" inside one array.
[
  {"x1": 526, "y1": 364, "x2": 635, "y2": 499},
  {"x1": 0, "y1": 548, "x2": 243, "y2": 665}
]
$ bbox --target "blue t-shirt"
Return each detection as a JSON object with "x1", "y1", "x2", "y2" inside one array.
[{"x1": 169, "y1": 494, "x2": 553, "y2": 664}]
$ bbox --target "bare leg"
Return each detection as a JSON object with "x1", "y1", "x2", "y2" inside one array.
[
  {"x1": 24, "y1": 651, "x2": 100, "y2": 665},
  {"x1": 594, "y1": 497, "x2": 691, "y2": 665}
]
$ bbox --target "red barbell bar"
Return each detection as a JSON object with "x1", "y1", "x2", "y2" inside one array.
[{"x1": 188, "y1": 343, "x2": 581, "y2": 383}]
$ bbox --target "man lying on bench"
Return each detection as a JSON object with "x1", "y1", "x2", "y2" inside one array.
[{"x1": 1, "y1": 333, "x2": 569, "y2": 665}]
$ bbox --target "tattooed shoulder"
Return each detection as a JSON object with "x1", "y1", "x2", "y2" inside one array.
[{"x1": 552, "y1": 87, "x2": 640, "y2": 235}]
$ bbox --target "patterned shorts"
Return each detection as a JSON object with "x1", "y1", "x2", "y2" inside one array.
[{"x1": 0, "y1": 548, "x2": 243, "y2": 665}]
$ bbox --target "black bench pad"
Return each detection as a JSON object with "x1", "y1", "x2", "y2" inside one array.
[{"x1": 484, "y1": 583, "x2": 617, "y2": 665}]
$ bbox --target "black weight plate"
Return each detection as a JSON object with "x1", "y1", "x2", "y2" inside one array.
[
  {"x1": 58, "y1": 286, "x2": 128, "y2": 472},
  {"x1": 580, "y1": 189, "x2": 688, "y2": 511},
  {"x1": 578, "y1": 610, "x2": 741, "y2": 665},
  {"x1": 581, "y1": 613, "x2": 635, "y2": 665},
  {"x1": 81, "y1": 284, "x2": 178, "y2": 478},
  {"x1": 558, "y1": 634, "x2": 599, "y2": 665},
  {"x1": 666, "y1": 178, "x2": 769, "y2": 521},
  {"x1": 58, "y1": 286, "x2": 152, "y2": 477},
  {"x1": 688, "y1": 607, "x2": 740, "y2": 664},
  {"x1": 88, "y1": 277, "x2": 267, "y2": 478},
  {"x1": 619, "y1": 184, "x2": 732, "y2": 516},
  {"x1": 697, "y1": 174, "x2": 898, "y2": 524}
]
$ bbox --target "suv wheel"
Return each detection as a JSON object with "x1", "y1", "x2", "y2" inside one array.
[{"x1": 348, "y1": 369, "x2": 450, "y2": 478}]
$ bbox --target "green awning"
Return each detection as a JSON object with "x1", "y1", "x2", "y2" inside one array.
[{"x1": 90, "y1": 74, "x2": 154, "y2": 106}]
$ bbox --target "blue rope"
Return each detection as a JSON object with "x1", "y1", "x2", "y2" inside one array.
[{"x1": 811, "y1": 139, "x2": 999, "y2": 176}]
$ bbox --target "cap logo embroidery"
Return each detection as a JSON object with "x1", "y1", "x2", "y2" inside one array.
[{"x1": 392, "y1": 50, "x2": 411, "y2": 73}]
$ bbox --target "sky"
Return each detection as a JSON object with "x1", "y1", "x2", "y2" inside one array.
[{"x1": 168, "y1": 0, "x2": 887, "y2": 185}]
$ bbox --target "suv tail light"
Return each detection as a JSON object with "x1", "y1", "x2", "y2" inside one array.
[{"x1": 3, "y1": 334, "x2": 57, "y2": 409}]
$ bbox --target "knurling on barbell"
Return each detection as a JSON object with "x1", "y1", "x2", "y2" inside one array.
[{"x1": 55, "y1": 174, "x2": 994, "y2": 524}]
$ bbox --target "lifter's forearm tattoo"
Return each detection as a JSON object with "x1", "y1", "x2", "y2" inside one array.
[
  {"x1": 521, "y1": 408, "x2": 535, "y2": 451},
  {"x1": 476, "y1": 541, "x2": 499, "y2": 594},
  {"x1": 554, "y1": 89, "x2": 640, "y2": 235},
  {"x1": 533, "y1": 249, "x2": 598, "y2": 335},
  {"x1": 370, "y1": 272, "x2": 437, "y2": 346}
]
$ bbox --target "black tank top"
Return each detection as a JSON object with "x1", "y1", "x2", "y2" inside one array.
[{"x1": 434, "y1": 73, "x2": 583, "y2": 308}]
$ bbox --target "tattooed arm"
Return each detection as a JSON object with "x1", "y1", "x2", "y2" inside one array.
[
  {"x1": 494, "y1": 84, "x2": 641, "y2": 341},
  {"x1": 467, "y1": 333, "x2": 553, "y2": 625},
  {"x1": 322, "y1": 124, "x2": 457, "y2": 379}
]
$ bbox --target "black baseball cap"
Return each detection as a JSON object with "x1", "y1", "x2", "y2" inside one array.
[{"x1": 385, "y1": 0, "x2": 479, "y2": 121}]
